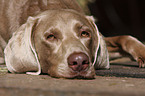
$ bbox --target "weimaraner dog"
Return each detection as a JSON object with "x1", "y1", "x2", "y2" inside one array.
[{"x1": 1, "y1": 0, "x2": 145, "y2": 79}]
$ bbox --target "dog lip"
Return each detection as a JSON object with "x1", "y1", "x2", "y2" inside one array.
[
  {"x1": 48, "y1": 69, "x2": 95, "y2": 79},
  {"x1": 69, "y1": 73, "x2": 95, "y2": 79},
  {"x1": 69, "y1": 66, "x2": 89, "y2": 72},
  {"x1": 68, "y1": 70, "x2": 94, "y2": 79}
]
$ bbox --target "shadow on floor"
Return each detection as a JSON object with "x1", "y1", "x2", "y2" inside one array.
[{"x1": 96, "y1": 62, "x2": 145, "y2": 78}]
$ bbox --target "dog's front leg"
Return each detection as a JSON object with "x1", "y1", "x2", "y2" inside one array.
[{"x1": 104, "y1": 35, "x2": 145, "y2": 68}]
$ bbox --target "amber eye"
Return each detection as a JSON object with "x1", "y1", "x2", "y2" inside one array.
[
  {"x1": 81, "y1": 31, "x2": 90, "y2": 38},
  {"x1": 46, "y1": 33, "x2": 56, "y2": 40}
]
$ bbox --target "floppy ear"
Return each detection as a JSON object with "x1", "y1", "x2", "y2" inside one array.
[
  {"x1": 4, "y1": 16, "x2": 41, "y2": 75},
  {"x1": 86, "y1": 16, "x2": 110, "y2": 69}
]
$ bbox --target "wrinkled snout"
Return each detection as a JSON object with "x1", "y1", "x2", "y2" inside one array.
[{"x1": 67, "y1": 52, "x2": 90, "y2": 72}]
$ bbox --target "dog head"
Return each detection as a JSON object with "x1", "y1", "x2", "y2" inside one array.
[{"x1": 5, "y1": 9, "x2": 109, "y2": 79}]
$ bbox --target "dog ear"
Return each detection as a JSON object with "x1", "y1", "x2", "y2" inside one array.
[
  {"x1": 4, "y1": 16, "x2": 41, "y2": 75},
  {"x1": 86, "y1": 16, "x2": 110, "y2": 69}
]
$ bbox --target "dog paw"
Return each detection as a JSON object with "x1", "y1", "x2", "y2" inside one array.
[{"x1": 137, "y1": 57, "x2": 145, "y2": 68}]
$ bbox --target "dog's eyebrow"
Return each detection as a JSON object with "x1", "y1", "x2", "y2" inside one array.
[
  {"x1": 74, "y1": 22, "x2": 92, "y2": 32},
  {"x1": 44, "y1": 27, "x2": 63, "y2": 39},
  {"x1": 82, "y1": 27, "x2": 92, "y2": 32},
  {"x1": 80, "y1": 26, "x2": 92, "y2": 33}
]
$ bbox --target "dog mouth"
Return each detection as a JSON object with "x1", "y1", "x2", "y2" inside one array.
[
  {"x1": 69, "y1": 75, "x2": 95, "y2": 79},
  {"x1": 56, "y1": 66, "x2": 95, "y2": 79},
  {"x1": 48, "y1": 66, "x2": 95, "y2": 79},
  {"x1": 69, "y1": 72, "x2": 95, "y2": 79},
  {"x1": 52, "y1": 73, "x2": 95, "y2": 79}
]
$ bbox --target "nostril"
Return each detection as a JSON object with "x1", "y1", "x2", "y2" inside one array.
[
  {"x1": 82, "y1": 60, "x2": 89, "y2": 65},
  {"x1": 72, "y1": 62, "x2": 77, "y2": 65},
  {"x1": 82, "y1": 60, "x2": 89, "y2": 70}
]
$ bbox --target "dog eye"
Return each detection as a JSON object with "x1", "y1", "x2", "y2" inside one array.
[
  {"x1": 46, "y1": 33, "x2": 56, "y2": 40},
  {"x1": 81, "y1": 31, "x2": 90, "y2": 38}
]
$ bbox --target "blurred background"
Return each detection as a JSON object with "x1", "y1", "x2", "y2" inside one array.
[{"x1": 78, "y1": 0, "x2": 145, "y2": 41}]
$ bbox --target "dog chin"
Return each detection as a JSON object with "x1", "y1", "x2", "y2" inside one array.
[
  {"x1": 49, "y1": 71, "x2": 95, "y2": 79},
  {"x1": 69, "y1": 74, "x2": 95, "y2": 79}
]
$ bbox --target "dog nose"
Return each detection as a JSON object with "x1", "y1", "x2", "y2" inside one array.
[{"x1": 67, "y1": 52, "x2": 90, "y2": 72}]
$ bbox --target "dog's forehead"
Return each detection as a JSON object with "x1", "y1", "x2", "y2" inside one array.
[{"x1": 38, "y1": 10, "x2": 92, "y2": 31}]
